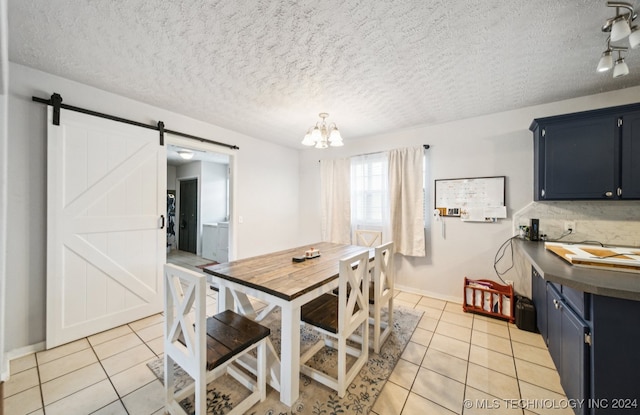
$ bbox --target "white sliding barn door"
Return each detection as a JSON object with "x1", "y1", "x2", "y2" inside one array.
[{"x1": 47, "y1": 107, "x2": 166, "y2": 349}]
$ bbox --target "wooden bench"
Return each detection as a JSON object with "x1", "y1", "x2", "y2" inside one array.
[{"x1": 164, "y1": 264, "x2": 270, "y2": 415}]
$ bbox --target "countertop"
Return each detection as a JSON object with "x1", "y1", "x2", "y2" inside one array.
[{"x1": 517, "y1": 239, "x2": 640, "y2": 301}]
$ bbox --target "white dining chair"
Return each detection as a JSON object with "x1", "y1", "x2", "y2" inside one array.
[
  {"x1": 299, "y1": 250, "x2": 370, "y2": 397},
  {"x1": 370, "y1": 241, "x2": 395, "y2": 353},
  {"x1": 164, "y1": 264, "x2": 269, "y2": 415},
  {"x1": 354, "y1": 229, "x2": 382, "y2": 247},
  {"x1": 345, "y1": 242, "x2": 395, "y2": 354}
]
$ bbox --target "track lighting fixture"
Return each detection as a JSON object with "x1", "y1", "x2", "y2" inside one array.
[{"x1": 598, "y1": 1, "x2": 637, "y2": 77}]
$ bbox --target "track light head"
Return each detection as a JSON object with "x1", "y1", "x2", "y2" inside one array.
[
  {"x1": 629, "y1": 27, "x2": 640, "y2": 48},
  {"x1": 613, "y1": 58, "x2": 630, "y2": 77},
  {"x1": 599, "y1": 2, "x2": 637, "y2": 77},
  {"x1": 597, "y1": 50, "x2": 614, "y2": 72}
]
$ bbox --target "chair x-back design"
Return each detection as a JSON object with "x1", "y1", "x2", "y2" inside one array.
[
  {"x1": 299, "y1": 250, "x2": 370, "y2": 397},
  {"x1": 164, "y1": 264, "x2": 269, "y2": 415},
  {"x1": 371, "y1": 241, "x2": 395, "y2": 353}
]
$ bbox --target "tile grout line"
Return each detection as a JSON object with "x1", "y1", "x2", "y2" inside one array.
[
  {"x1": 86, "y1": 337, "x2": 131, "y2": 415},
  {"x1": 375, "y1": 298, "x2": 563, "y2": 415},
  {"x1": 506, "y1": 321, "x2": 526, "y2": 415},
  {"x1": 459, "y1": 313, "x2": 478, "y2": 415},
  {"x1": 128, "y1": 322, "x2": 164, "y2": 359},
  {"x1": 33, "y1": 353, "x2": 46, "y2": 415},
  {"x1": 398, "y1": 302, "x2": 456, "y2": 415},
  {"x1": 392, "y1": 300, "x2": 420, "y2": 415},
  {"x1": 383, "y1": 298, "x2": 430, "y2": 414},
  {"x1": 402, "y1": 301, "x2": 434, "y2": 413}
]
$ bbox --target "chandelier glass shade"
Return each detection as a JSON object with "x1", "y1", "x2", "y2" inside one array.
[
  {"x1": 301, "y1": 113, "x2": 344, "y2": 148},
  {"x1": 597, "y1": 2, "x2": 638, "y2": 77}
]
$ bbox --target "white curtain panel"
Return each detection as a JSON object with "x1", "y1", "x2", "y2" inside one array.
[
  {"x1": 320, "y1": 158, "x2": 351, "y2": 244},
  {"x1": 388, "y1": 146, "x2": 426, "y2": 256}
]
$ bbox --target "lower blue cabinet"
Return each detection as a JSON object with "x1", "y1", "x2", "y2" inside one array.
[
  {"x1": 532, "y1": 267, "x2": 640, "y2": 414},
  {"x1": 590, "y1": 295, "x2": 640, "y2": 414},
  {"x1": 532, "y1": 267, "x2": 547, "y2": 341},
  {"x1": 547, "y1": 283, "x2": 589, "y2": 415}
]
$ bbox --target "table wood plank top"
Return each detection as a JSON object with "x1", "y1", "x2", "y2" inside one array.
[{"x1": 203, "y1": 242, "x2": 371, "y2": 301}]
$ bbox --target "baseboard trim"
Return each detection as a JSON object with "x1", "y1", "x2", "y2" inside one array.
[
  {"x1": 4, "y1": 341, "x2": 46, "y2": 379},
  {"x1": 394, "y1": 284, "x2": 463, "y2": 304}
]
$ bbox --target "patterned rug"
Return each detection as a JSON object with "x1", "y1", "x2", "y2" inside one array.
[{"x1": 148, "y1": 305, "x2": 423, "y2": 415}]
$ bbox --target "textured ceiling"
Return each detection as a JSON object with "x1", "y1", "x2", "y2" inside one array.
[{"x1": 7, "y1": 0, "x2": 640, "y2": 149}]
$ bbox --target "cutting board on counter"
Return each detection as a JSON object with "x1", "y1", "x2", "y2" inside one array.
[{"x1": 545, "y1": 242, "x2": 640, "y2": 273}]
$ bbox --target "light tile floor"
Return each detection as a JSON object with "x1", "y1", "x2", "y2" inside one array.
[{"x1": 3, "y1": 252, "x2": 570, "y2": 415}]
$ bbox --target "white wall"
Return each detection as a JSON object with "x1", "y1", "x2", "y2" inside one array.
[
  {"x1": 298, "y1": 85, "x2": 640, "y2": 303},
  {"x1": 167, "y1": 165, "x2": 177, "y2": 191},
  {"x1": 201, "y1": 161, "x2": 228, "y2": 224},
  {"x1": 0, "y1": 0, "x2": 8, "y2": 381},
  {"x1": 6, "y1": 63, "x2": 301, "y2": 355}
]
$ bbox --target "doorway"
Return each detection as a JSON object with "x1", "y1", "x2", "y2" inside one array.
[
  {"x1": 179, "y1": 178, "x2": 198, "y2": 254},
  {"x1": 165, "y1": 141, "x2": 233, "y2": 271}
]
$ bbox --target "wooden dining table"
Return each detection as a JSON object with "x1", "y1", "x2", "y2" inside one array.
[{"x1": 203, "y1": 241, "x2": 372, "y2": 406}]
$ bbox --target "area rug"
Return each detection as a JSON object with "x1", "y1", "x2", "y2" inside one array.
[{"x1": 148, "y1": 305, "x2": 423, "y2": 415}]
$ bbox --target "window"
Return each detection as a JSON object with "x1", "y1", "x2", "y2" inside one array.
[
  {"x1": 350, "y1": 152, "x2": 389, "y2": 230},
  {"x1": 322, "y1": 146, "x2": 427, "y2": 254}
]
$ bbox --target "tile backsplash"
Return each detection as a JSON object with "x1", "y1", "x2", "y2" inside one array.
[{"x1": 513, "y1": 201, "x2": 640, "y2": 247}]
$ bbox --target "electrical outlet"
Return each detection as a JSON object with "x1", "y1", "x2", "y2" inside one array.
[{"x1": 564, "y1": 221, "x2": 576, "y2": 232}]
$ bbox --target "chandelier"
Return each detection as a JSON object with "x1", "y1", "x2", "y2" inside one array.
[
  {"x1": 597, "y1": 1, "x2": 640, "y2": 78},
  {"x1": 301, "y1": 113, "x2": 344, "y2": 149}
]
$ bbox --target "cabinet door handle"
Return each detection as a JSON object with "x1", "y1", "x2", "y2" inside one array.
[
  {"x1": 605, "y1": 191, "x2": 613, "y2": 197},
  {"x1": 617, "y1": 188, "x2": 622, "y2": 197}
]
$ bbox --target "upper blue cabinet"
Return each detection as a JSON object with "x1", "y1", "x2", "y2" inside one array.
[{"x1": 530, "y1": 103, "x2": 640, "y2": 200}]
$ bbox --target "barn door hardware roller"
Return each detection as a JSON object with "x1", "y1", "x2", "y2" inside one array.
[{"x1": 32, "y1": 93, "x2": 240, "y2": 150}]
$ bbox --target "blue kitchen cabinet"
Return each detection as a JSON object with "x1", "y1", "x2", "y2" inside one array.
[
  {"x1": 532, "y1": 268, "x2": 640, "y2": 414},
  {"x1": 546, "y1": 283, "x2": 589, "y2": 415},
  {"x1": 530, "y1": 103, "x2": 640, "y2": 201},
  {"x1": 621, "y1": 110, "x2": 640, "y2": 199},
  {"x1": 523, "y1": 242, "x2": 640, "y2": 414},
  {"x1": 545, "y1": 282, "x2": 562, "y2": 368},
  {"x1": 589, "y1": 295, "x2": 640, "y2": 414},
  {"x1": 531, "y1": 267, "x2": 547, "y2": 341}
]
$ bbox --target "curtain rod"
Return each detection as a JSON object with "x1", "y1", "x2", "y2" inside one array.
[
  {"x1": 32, "y1": 93, "x2": 240, "y2": 150},
  {"x1": 357, "y1": 144, "x2": 430, "y2": 157},
  {"x1": 319, "y1": 144, "x2": 429, "y2": 161}
]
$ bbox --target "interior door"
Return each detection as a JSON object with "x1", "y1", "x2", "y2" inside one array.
[
  {"x1": 47, "y1": 107, "x2": 166, "y2": 348},
  {"x1": 179, "y1": 178, "x2": 198, "y2": 254}
]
